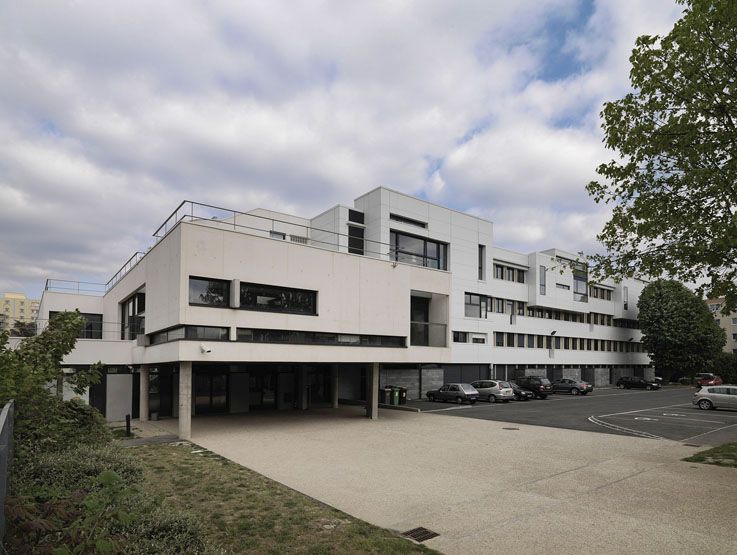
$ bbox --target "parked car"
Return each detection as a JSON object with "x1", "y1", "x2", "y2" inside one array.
[
  {"x1": 471, "y1": 380, "x2": 514, "y2": 403},
  {"x1": 693, "y1": 385, "x2": 737, "y2": 410},
  {"x1": 616, "y1": 377, "x2": 661, "y2": 390},
  {"x1": 694, "y1": 373, "x2": 723, "y2": 387},
  {"x1": 509, "y1": 381, "x2": 534, "y2": 401},
  {"x1": 552, "y1": 378, "x2": 593, "y2": 395},
  {"x1": 514, "y1": 376, "x2": 553, "y2": 399},
  {"x1": 426, "y1": 383, "x2": 479, "y2": 404}
]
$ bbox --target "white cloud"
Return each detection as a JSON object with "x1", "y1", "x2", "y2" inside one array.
[{"x1": 0, "y1": 0, "x2": 683, "y2": 295}]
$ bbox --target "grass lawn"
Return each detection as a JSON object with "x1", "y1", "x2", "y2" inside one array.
[
  {"x1": 131, "y1": 442, "x2": 436, "y2": 554},
  {"x1": 684, "y1": 442, "x2": 737, "y2": 468}
]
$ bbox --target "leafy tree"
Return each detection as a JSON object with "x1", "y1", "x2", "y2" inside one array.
[
  {"x1": 10, "y1": 320, "x2": 37, "y2": 337},
  {"x1": 638, "y1": 280, "x2": 725, "y2": 379},
  {"x1": 587, "y1": 0, "x2": 737, "y2": 312},
  {"x1": 711, "y1": 351, "x2": 737, "y2": 383}
]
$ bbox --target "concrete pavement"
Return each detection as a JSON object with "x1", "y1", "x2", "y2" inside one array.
[{"x1": 150, "y1": 407, "x2": 737, "y2": 554}]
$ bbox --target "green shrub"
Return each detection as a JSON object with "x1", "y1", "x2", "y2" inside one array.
[
  {"x1": 14, "y1": 443, "x2": 142, "y2": 501},
  {"x1": 120, "y1": 509, "x2": 211, "y2": 554}
]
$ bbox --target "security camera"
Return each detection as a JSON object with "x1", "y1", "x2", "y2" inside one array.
[{"x1": 200, "y1": 343, "x2": 212, "y2": 354}]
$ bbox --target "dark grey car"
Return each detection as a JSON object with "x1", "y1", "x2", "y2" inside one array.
[
  {"x1": 552, "y1": 378, "x2": 593, "y2": 395},
  {"x1": 426, "y1": 383, "x2": 479, "y2": 404}
]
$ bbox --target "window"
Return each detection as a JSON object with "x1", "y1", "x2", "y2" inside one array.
[
  {"x1": 539, "y1": 265, "x2": 546, "y2": 294},
  {"x1": 506, "y1": 332, "x2": 515, "y2": 347},
  {"x1": 537, "y1": 335, "x2": 544, "y2": 348},
  {"x1": 465, "y1": 293, "x2": 490, "y2": 318},
  {"x1": 505, "y1": 300, "x2": 514, "y2": 314},
  {"x1": 506, "y1": 267, "x2": 515, "y2": 281},
  {"x1": 494, "y1": 264, "x2": 503, "y2": 279},
  {"x1": 239, "y1": 282, "x2": 317, "y2": 315},
  {"x1": 527, "y1": 334, "x2": 534, "y2": 348},
  {"x1": 564, "y1": 337, "x2": 570, "y2": 349},
  {"x1": 150, "y1": 325, "x2": 227, "y2": 344},
  {"x1": 120, "y1": 292, "x2": 145, "y2": 340},
  {"x1": 348, "y1": 225, "x2": 364, "y2": 255},
  {"x1": 495, "y1": 332, "x2": 504, "y2": 346},
  {"x1": 554, "y1": 337, "x2": 561, "y2": 349},
  {"x1": 571, "y1": 338, "x2": 577, "y2": 350},
  {"x1": 517, "y1": 334, "x2": 525, "y2": 347},
  {"x1": 556, "y1": 283, "x2": 570, "y2": 290},
  {"x1": 517, "y1": 270, "x2": 525, "y2": 284},
  {"x1": 732, "y1": 318, "x2": 737, "y2": 325},
  {"x1": 623, "y1": 286, "x2": 629, "y2": 310},
  {"x1": 471, "y1": 335, "x2": 486, "y2": 344},
  {"x1": 269, "y1": 230, "x2": 286, "y2": 240},
  {"x1": 348, "y1": 209, "x2": 364, "y2": 224},
  {"x1": 189, "y1": 277, "x2": 229, "y2": 307},
  {"x1": 50, "y1": 311, "x2": 103, "y2": 339},
  {"x1": 390, "y1": 230, "x2": 447, "y2": 270},
  {"x1": 478, "y1": 245, "x2": 486, "y2": 280},
  {"x1": 495, "y1": 298, "x2": 504, "y2": 313},
  {"x1": 453, "y1": 331, "x2": 468, "y2": 343},
  {"x1": 237, "y1": 328, "x2": 405, "y2": 347},
  {"x1": 517, "y1": 302, "x2": 526, "y2": 316},
  {"x1": 389, "y1": 213, "x2": 427, "y2": 228}
]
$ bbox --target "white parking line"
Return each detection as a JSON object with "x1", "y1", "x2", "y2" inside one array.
[
  {"x1": 587, "y1": 416, "x2": 662, "y2": 439},
  {"x1": 618, "y1": 414, "x2": 727, "y2": 424},
  {"x1": 597, "y1": 403, "x2": 691, "y2": 418},
  {"x1": 680, "y1": 422, "x2": 737, "y2": 442}
]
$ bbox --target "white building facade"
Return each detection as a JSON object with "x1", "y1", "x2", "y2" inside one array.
[{"x1": 37, "y1": 187, "x2": 651, "y2": 438}]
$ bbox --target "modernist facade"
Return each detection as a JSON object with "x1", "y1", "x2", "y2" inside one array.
[
  {"x1": 37, "y1": 188, "x2": 652, "y2": 438},
  {"x1": 1, "y1": 292, "x2": 40, "y2": 332},
  {"x1": 707, "y1": 298, "x2": 737, "y2": 354}
]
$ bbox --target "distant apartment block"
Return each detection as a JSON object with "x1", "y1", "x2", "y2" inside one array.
[
  {"x1": 1, "y1": 292, "x2": 40, "y2": 332},
  {"x1": 707, "y1": 298, "x2": 737, "y2": 354},
  {"x1": 36, "y1": 187, "x2": 652, "y2": 438}
]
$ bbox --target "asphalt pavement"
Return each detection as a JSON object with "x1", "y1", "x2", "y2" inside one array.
[{"x1": 407, "y1": 387, "x2": 737, "y2": 445}]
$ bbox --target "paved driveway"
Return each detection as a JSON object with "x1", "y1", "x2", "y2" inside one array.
[{"x1": 154, "y1": 407, "x2": 737, "y2": 554}]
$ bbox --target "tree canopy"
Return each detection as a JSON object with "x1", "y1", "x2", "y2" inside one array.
[
  {"x1": 637, "y1": 279, "x2": 725, "y2": 378},
  {"x1": 587, "y1": 0, "x2": 737, "y2": 311}
]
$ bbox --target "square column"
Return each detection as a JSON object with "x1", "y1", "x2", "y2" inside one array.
[
  {"x1": 139, "y1": 366, "x2": 150, "y2": 422},
  {"x1": 178, "y1": 361, "x2": 192, "y2": 440},
  {"x1": 331, "y1": 364, "x2": 339, "y2": 409},
  {"x1": 366, "y1": 362, "x2": 379, "y2": 420}
]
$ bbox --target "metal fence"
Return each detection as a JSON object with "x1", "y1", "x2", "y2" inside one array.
[{"x1": 0, "y1": 400, "x2": 15, "y2": 541}]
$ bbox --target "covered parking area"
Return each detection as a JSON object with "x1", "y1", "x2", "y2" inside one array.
[{"x1": 138, "y1": 361, "x2": 383, "y2": 439}]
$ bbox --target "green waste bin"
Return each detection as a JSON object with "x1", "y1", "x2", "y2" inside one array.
[{"x1": 391, "y1": 387, "x2": 400, "y2": 406}]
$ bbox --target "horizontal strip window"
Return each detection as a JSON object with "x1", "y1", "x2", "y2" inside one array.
[
  {"x1": 50, "y1": 311, "x2": 103, "y2": 339},
  {"x1": 189, "y1": 277, "x2": 230, "y2": 307},
  {"x1": 390, "y1": 230, "x2": 448, "y2": 270},
  {"x1": 236, "y1": 328, "x2": 405, "y2": 348},
  {"x1": 389, "y1": 213, "x2": 427, "y2": 228},
  {"x1": 240, "y1": 282, "x2": 317, "y2": 315},
  {"x1": 150, "y1": 325, "x2": 229, "y2": 345}
]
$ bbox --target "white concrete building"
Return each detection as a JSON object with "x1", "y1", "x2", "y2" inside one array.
[{"x1": 37, "y1": 187, "x2": 651, "y2": 438}]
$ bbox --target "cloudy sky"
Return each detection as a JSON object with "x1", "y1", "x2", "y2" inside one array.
[{"x1": 0, "y1": 0, "x2": 684, "y2": 297}]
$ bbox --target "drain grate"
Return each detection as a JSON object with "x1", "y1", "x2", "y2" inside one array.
[
  {"x1": 502, "y1": 427, "x2": 520, "y2": 430},
  {"x1": 683, "y1": 443, "x2": 701, "y2": 447},
  {"x1": 402, "y1": 527, "x2": 439, "y2": 543}
]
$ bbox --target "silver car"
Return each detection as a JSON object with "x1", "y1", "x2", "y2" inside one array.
[
  {"x1": 693, "y1": 385, "x2": 737, "y2": 410},
  {"x1": 471, "y1": 380, "x2": 514, "y2": 403},
  {"x1": 426, "y1": 383, "x2": 479, "y2": 404}
]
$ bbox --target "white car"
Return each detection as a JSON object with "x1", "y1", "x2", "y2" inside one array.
[
  {"x1": 693, "y1": 385, "x2": 737, "y2": 410},
  {"x1": 471, "y1": 380, "x2": 514, "y2": 403}
]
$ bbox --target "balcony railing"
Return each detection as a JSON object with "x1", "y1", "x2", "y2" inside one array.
[{"x1": 410, "y1": 322, "x2": 447, "y2": 347}]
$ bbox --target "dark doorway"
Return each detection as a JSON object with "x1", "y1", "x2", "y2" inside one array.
[
  {"x1": 249, "y1": 368, "x2": 278, "y2": 410},
  {"x1": 194, "y1": 371, "x2": 228, "y2": 414}
]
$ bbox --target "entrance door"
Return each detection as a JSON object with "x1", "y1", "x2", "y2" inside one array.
[
  {"x1": 249, "y1": 370, "x2": 277, "y2": 410},
  {"x1": 194, "y1": 372, "x2": 229, "y2": 414}
]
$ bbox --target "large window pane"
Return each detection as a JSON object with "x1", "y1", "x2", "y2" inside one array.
[
  {"x1": 189, "y1": 277, "x2": 229, "y2": 307},
  {"x1": 240, "y1": 283, "x2": 317, "y2": 315},
  {"x1": 397, "y1": 234, "x2": 425, "y2": 255}
]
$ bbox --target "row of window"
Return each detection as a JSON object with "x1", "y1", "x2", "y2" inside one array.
[
  {"x1": 49, "y1": 311, "x2": 103, "y2": 339},
  {"x1": 489, "y1": 332, "x2": 645, "y2": 352},
  {"x1": 589, "y1": 286, "x2": 613, "y2": 300},
  {"x1": 189, "y1": 277, "x2": 318, "y2": 316},
  {"x1": 493, "y1": 263, "x2": 526, "y2": 283},
  {"x1": 150, "y1": 325, "x2": 405, "y2": 348}
]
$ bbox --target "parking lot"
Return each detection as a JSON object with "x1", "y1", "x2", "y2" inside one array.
[{"x1": 408, "y1": 387, "x2": 737, "y2": 445}]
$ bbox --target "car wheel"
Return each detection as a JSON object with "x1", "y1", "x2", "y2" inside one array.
[
  {"x1": 488, "y1": 395, "x2": 496, "y2": 403},
  {"x1": 697, "y1": 399, "x2": 713, "y2": 410},
  {"x1": 427, "y1": 394, "x2": 435, "y2": 402},
  {"x1": 646, "y1": 385, "x2": 652, "y2": 391},
  {"x1": 618, "y1": 384, "x2": 624, "y2": 389},
  {"x1": 456, "y1": 397, "x2": 463, "y2": 404},
  {"x1": 571, "y1": 388, "x2": 580, "y2": 396}
]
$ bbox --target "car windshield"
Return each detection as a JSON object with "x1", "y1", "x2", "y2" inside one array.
[
  {"x1": 540, "y1": 378, "x2": 551, "y2": 385},
  {"x1": 498, "y1": 381, "x2": 510, "y2": 388},
  {"x1": 460, "y1": 384, "x2": 476, "y2": 393}
]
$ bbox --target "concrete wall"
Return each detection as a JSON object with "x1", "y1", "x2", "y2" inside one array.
[
  {"x1": 105, "y1": 374, "x2": 132, "y2": 422},
  {"x1": 420, "y1": 367, "x2": 444, "y2": 399},
  {"x1": 380, "y1": 367, "x2": 420, "y2": 400}
]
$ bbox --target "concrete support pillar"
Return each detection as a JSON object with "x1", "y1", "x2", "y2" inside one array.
[
  {"x1": 366, "y1": 362, "x2": 379, "y2": 420},
  {"x1": 178, "y1": 362, "x2": 192, "y2": 440},
  {"x1": 298, "y1": 367, "x2": 309, "y2": 410},
  {"x1": 139, "y1": 366, "x2": 150, "y2": 422},
  {"x1": 331, "y1": 365, "x2": 339, "y2": 408}
]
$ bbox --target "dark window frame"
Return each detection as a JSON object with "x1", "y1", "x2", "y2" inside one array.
[
  {"x1": 188, "y1": 276, "x2": 230, "y2": 308},
  {"x1": 239, "y1": 282, "x2": 317, "y2": 316}
]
